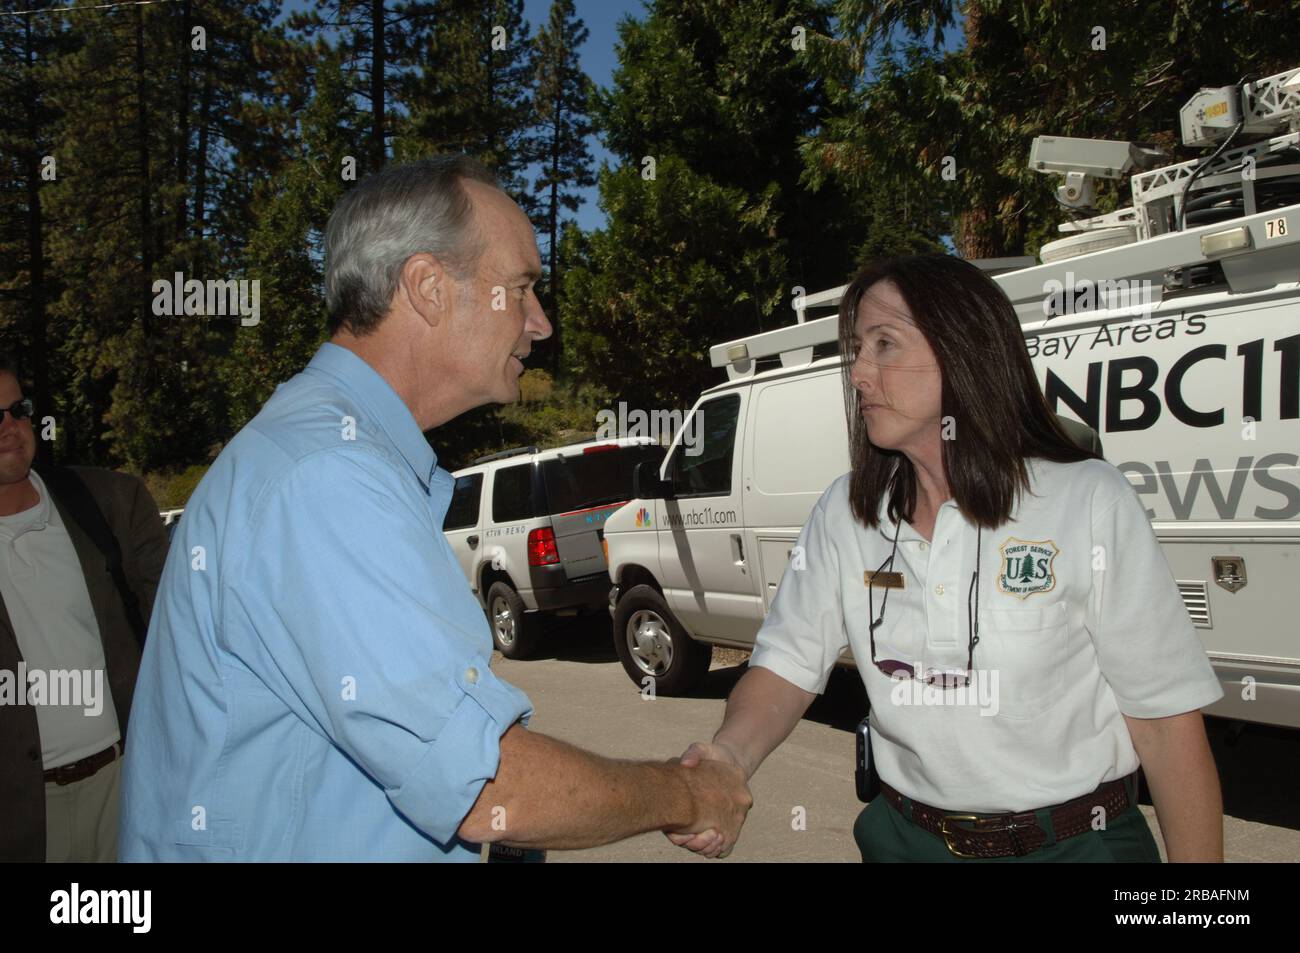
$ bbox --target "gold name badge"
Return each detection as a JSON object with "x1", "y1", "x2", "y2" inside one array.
[{"x1": 864, "y1": 570, "x2": 905, "y2": 589}]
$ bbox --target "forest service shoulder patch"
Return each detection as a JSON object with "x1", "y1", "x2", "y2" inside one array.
[{"x1": 997, "y1": 538, "x2": 1059, "y2": 599}]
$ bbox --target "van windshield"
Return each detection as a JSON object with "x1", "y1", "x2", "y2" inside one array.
[{"x1": 540, "y1": 444, "x2": 665, "y2": 515}]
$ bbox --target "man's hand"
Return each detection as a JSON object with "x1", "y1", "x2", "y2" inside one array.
[
  {"x1": 666, "y1": 750, "x2": 751, "y2": 859},
  {"x1": 666, "y1": 741, "x2": 748, "y2": 858}
]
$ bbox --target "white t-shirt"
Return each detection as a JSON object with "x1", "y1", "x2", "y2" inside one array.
[
  {"x1": 0, "y1": 470, "x2": 121, "y2": 769},
  {"x1": 750, "y1": 457, "x2": 1223, "y2": 814}
]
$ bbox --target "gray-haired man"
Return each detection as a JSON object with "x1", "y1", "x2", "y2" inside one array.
[{"x1": 119, "y1": 156, "x2": 751, "y2": 861}]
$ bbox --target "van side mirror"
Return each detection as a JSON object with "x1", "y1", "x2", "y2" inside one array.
[{"x1": 634, "y1": 460, "x2": 673, "y2": 500}]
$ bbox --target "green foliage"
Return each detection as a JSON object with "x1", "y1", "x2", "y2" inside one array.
[
  {"x1": 143, "y1": 463, "x2": 211, "y2": 510},
  {"x1": 561, "y1": 0, "x2": 937, "y2": 412},
  {"x1": 431, "y1": 376, "x2": 613, "y2": 472},
  {"x1": 289, "y1": 0, "x2": 436, "y2": 174},
  {"x1": 562, "y1": 156, "x2": 786, "y2": 410},
  {"x1": 396, "y1": 0, "x2": 537, "y2": 213},
  {"x1": 808, "y1": 0, "x2": 1300, "y2": 257},
  {"x1": 4, "y1": 0, "x2": 1297, "y2": 476},
  {"x1": 220, "y1": 49, "x2": 353, "y2": 432}
]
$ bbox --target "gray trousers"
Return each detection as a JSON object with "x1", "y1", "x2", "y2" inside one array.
[{"x1": 44, "y1": 756, "x2": 121, "y2": 863}]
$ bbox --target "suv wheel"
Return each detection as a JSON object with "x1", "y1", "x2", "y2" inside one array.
[
  {"x1": 613, "y1": 585, "x2": 711, "y2": 696},
  {"x1": 486, "y1": 582, "x2": 539, "y2": 660}
]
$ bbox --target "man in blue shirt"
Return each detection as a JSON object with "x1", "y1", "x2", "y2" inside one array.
[{"x1": 119, "y1": 156, "x2": 751, "y2": 861}]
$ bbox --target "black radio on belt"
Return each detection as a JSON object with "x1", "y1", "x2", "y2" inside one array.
[{"x1": 855, "y1": 715, "x2": 880, "y2": 803}]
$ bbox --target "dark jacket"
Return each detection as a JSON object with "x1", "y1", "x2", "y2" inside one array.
[{"x1": 0, "y1": 466, "x2": 168, "y2": 862}]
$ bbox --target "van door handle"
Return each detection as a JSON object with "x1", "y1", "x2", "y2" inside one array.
[
  {"x1": 467, "y1": 535, "x2": 479, "y2": 548},
  {"x1": 731, "y1": 533, "x2": 745, "y2": 565}
]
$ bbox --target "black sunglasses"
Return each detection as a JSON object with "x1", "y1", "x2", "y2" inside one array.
[
  {"x1": 867, "y1": 518, "x2": 982, "y2": 689},
  {"x1": 0, "y1": 399, "x2": 33, "y2": 423}
]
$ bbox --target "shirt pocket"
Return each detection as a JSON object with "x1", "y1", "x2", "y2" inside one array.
[{"x1": 977, "y1": 601, "x2": 1068, "y2": 720}]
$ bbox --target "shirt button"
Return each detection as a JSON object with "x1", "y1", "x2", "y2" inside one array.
[
  {"x1": 918, "y1": 542, "x2": 928, "y2": 552},
  {"x1": 934, "y1": 584, "x2": 945, "y2": 596},
  {"x1": 465, "y1": 666, "x2": 480, "y2": 684}
]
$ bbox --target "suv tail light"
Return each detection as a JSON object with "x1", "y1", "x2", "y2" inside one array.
[{"x1": 527, "y1": 527, "x2": 560, "y2": 566}]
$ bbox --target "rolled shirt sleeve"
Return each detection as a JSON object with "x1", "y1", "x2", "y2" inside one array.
[
  {"x1": 750, "y1": 480, "x2": 849, "y2": 695},
  {"x1": 225, "y1": 447, "x2": 532, "y2": 845},
  {"x1": 1086, "y1": 472, "x2": 1224, "y2": 718}
]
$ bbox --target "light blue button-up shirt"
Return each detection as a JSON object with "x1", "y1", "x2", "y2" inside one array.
[{"x1": 119, "y1": 343, "x2": 533, "y2": 861}]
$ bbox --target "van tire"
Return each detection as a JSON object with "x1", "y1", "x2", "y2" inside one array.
[
  {"x1": 486, "y1": 582, "x2": 539, "y2": 660},
  {"x1": 613, "y1": 585, "x2": 711, "y2": 696}
]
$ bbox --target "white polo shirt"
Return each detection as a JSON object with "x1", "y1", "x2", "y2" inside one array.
[
  {"x1": 750, "y1": 457, "x2": 1223, "y2": 814},
  {"x1": 0, "y1": 470, "x2": 121, "y2": 769}
]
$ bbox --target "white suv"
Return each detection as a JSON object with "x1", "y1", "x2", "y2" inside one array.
[{"x1": 443, "y1": 436, "x2": 665, "y2": 658}]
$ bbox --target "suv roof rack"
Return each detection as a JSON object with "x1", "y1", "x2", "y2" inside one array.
[{"x1": 472, "y1": 445, "x2": 539, "y2": 465}]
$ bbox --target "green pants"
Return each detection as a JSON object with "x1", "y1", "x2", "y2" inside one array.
[{"x1": 853, "y1": 779, "x2": 1162, "y2": 863}]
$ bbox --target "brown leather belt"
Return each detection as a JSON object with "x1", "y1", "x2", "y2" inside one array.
[
  {"x1": 880, "y1": 771, "x2": 1137, "y2": 859},
  {"x1": 43, "y1": 741, "x2": 123, "y2": 786}
]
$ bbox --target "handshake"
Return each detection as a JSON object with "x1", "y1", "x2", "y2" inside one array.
[{"x1": 665, "y1": 741, "x2": 753, "y2": 859}]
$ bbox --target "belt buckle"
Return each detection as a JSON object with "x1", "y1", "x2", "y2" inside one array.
[{"x1": 939, "y1": 814, "x2": 981, "y2": 859}]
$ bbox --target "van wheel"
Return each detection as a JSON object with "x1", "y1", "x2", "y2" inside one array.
[
  {"x1": 613, "y1": 585, "x2": 711, "y2": 696},
  {"x1": 486, "y1": 582, "x2": 538, "y2": 660}
]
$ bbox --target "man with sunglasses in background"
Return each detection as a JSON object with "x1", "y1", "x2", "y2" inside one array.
[{"x1": 0, "y1": 356, "x2": 169, "y2": 861}]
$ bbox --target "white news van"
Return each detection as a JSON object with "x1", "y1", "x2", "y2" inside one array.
[{"x1": 603, "y1": 67, "x2": 1300, "y2": 725}]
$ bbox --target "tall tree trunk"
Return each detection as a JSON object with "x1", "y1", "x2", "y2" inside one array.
[
  {"x1": 193, "y1": 62, "x2": 213, "y2": 255},
  {"x1": 174, "y1": 0, "x2": 193, "y2": 246},
  {"x1": 953, "y1": 0, "x2": 1002, "y2": 259},
  {"x1": 483, "y1": 13, "x2": 496, "y2": 166},
  {"x1": 371, "y1": 0, "x2": 385, "y2": 171},
  {"x1": 135, "y1": 4, "x2": 154, "y2": 334},
  {"x1": 22, "y1": 13, "x2": 51, "y2": 464},
  {"x1": 956, "y1": 204, "x2": 1002, "y2": 259},
  {"x1": 548, "y1": 104, "x2": 561, "y2": 374}
]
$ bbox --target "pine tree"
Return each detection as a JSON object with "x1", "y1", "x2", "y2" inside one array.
[
  {"x1": 561, "y1": 0, "x2": 901, "y2": 410},
  {"x1": 221, "y1": 49, "x2": 356, "y2": 432},
  {"x1": 395, "y1": 0, "x2": 536, "y2": 212},
  {"x1": 531, "y1": 0, "x2": 594, "y2": 375},
  {"x1": 0, "y1": 4, "x2": 69, "y2": 463},
  {"x1": 290, "y1": 0, "x2": 436, "y2": 176},
  {"x1": 11, "y1": 0, "x2": 291, "y2": 470}
]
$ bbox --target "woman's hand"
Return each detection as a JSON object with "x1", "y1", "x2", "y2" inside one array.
[{"x1": 662, "y1": 666, "x2": 817, "y2": 858}]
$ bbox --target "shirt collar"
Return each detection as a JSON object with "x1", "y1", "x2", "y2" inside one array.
[
  {"x1": 0, "y1": 469, "x2": 50, "y2": 539},
  {"x1": 874, "y1": 493, "x2": 963, "y2": 543},
  {"x1": 304, "y1": 343, "x2": 439, "y2": 491}
]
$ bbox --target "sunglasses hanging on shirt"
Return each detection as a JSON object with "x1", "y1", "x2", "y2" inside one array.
[{"x1": 867, "y1": 518, "x2": 981, "y2": 689}]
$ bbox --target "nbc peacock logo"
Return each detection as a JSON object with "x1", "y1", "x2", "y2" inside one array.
[{"x1": 634, "y1": 506, "x2": 651, "y2": 528}]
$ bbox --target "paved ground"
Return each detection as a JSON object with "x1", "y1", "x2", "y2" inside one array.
[{"x1": 486, "y1": 615, "x2": 1300, "y2": 863}]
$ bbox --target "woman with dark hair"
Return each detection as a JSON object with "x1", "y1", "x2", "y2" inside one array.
[{"x1": 670, "y1": 254, "x2": 1224, "y2": 862}]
